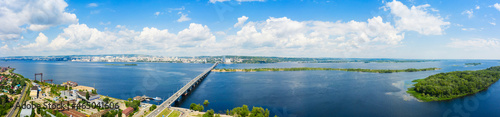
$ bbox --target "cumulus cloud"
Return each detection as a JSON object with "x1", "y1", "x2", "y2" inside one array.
[
  {"x1": 3, "y1": 23, "x2": 217, "y2": 55},
  {"x1": 177, "y1": 12, "x2": 191, "y2": 22},
  {"x1": 234, "y1": 16, "x2": 249, "y2": 27},
  {"x1": 0, "y1": 0, "x2": 78, "y2": 40},
  {"x1": 385, "y1": 0, "x2": 450, "y2": 35},
  {"x1": 494, "y1": 3, "x2": 500, "y2": 11},
  {"x1": 154, "y1": 12, "x2": 160, "y2": 16},
  {"x1": 224, "y1": 16, "x2": 404, "y2": 56}
]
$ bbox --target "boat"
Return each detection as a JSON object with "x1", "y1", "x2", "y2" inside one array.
[{"x1": 153, "y1": 97, "x2": 162, "y2": 101}]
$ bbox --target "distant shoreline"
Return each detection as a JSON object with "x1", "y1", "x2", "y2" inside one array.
[
  {"x1": 104, "y1": 64, "x2": 138, "y2": 66},
  {"x1": 212, "y1": 67, "x2": 441, "y2": 73}
]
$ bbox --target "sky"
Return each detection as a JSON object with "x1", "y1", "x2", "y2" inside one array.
[{"x1": 0, "y1": 0, "x2": 499, "y2": 59}]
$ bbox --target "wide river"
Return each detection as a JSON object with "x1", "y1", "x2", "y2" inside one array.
[{"x1": 1, "y1": 60, "x2": 500, "y2": 117}]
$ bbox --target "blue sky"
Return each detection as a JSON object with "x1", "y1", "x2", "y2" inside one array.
[{"x1": 0, "y1": 0, "x2": 499, "y2": 59}]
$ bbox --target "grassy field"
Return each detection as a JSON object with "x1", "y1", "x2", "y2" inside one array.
[
  {"x1": 169, "y1": 111, "x2": 181, "y2": 117},
  {"x1": 156, "y1": 109, "x2": 172, "y2": 117}
]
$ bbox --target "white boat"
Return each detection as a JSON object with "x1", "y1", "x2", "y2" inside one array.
[{"x1": 153, "y1": 97, "x2": 162, "y2": 100}]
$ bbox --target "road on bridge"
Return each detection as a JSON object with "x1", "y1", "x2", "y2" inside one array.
[{"x1": 145, "y1": 62, "x2": 218, "y2": 117}]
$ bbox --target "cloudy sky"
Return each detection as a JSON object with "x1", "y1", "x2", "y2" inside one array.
[{"x1": 0, "y1": 0, "x2": 499, "y2": 59}]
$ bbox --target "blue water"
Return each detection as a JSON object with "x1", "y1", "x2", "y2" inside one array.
[{"x1": 1, "y1": 60, "x2": 500, "y2": 117}]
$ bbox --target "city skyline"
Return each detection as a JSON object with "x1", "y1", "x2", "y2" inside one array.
[{"x1": 1, "y1": 0, "x2": 500, "y2": 59}]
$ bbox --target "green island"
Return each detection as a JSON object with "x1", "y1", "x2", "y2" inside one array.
[
  {"x1": 212, "y1": 67, "x2": 440, "y2": 73},
  {"x1": 407, "y1": 66, "x2": 500, "y2": 102},
  {"x1": 104, "y1": 63, "x2": 138, "y2": 66},
  {"x1": 465, "y1": 63, "x2": 482, "y2": 66}
]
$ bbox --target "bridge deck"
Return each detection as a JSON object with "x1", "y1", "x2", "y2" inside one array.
[{"x1": 146, "y1": 62, "x2": 218, "y2": 117}]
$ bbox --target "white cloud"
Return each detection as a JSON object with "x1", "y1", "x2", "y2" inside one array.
[
  {"x1": 0, "y1": 0, "x2": 78, "y2": 40},
  {"x1": 448, "y1": 38, "x2": 500, "y2": 49},
  {"x1": 461, "y1": 28, "x2": 476, "y2": 31},
  {"x1": 177, "y1": 12, "x2": 191, "y2": 22},
  {"x1": 168, "y1": 6, "x2": 185, "y2": 13},
  {"x1": 209, "y1": 0, "x2": 230, "y2": 3},
  {"x1": 385, "y1": 0, "x2": 450, "y2": 35},
  {"x1": 87, "y1": 3, "x2": 98, "y2": 7},
  {"x1": 494, "y1": 3, "x2": 500, "y2": 11},
  {"x1": 21, "y1": 33, "x2": 49, "y2": 49},
  {"x1": 476, "y1": 5, "x2": 480, "y2": 10},
  {"x1": 154, "y1": 12, "x2": 160, "y2": 16},
  {"x1": 3, "y1": 23, "x2": 217, "y2": 55},
  {"x1": 225, "y1": 16, "x2": 404, "y2": 56},
  {"x1": 462, "y1": 9, "x2": 474, "y2": 18},
  {"x1": 99, "y1": 22, "x2": 111, "y2": 25},
  {"x1": 234, "y1": 16, "x2": 249, "y2": 27},
  {"x1": 490, "y1": 22, "x2": 496, "y2": 26}
]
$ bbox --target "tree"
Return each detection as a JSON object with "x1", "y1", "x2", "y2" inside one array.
[
  {"x1": 203, "y1": 109, "x2": 214, "y2": 117},
  {"x1": 128, "y1": 98, "x2": 132, "y2": 101},
  {"x1": 85, "y1": 91, "x2": 90, "y2": 100},
  {"x1": 150, "y1": 104, "x2": 157, "y2": 111},
  {"x1": 103, "y1": 97, "x2": 110, "y2": 103},
  {"x1": 92, "y1": 90, "x2": 97, "y2": 94},
  {"x1": 204, "y1": 100, "x2": 209, "y2": 105}
]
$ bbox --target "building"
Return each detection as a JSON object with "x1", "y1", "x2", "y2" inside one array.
[
  {"x1": 19, "y1": 108, "x2": 33, "y2": 117},
  {"x1": 60, "y1": 90, "x2": 78, "y2": 100},
  {"x1": 62, "y1": 81, "x2": 78, "y2": 87},
  {"x1": 122, "y1": 107, "x2": 134, "y2": 116},
  {"x1": 30, "y1": 86, "x2": 39, "y2": 99},
  {"x1": 61, "y1": 109, "x2": 86, "y2": 117},
  {"x1": 0, "y1": 67, "x2": 8, "y2": 72}
]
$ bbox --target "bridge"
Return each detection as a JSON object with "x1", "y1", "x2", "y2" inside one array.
[{"x1": 146, "y1": 62, "x2": 218, "y2": 117}]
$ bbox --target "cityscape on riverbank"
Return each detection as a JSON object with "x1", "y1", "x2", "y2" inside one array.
[{"x1": 1, "y1": 0, "x2": 500, "y2": 117}]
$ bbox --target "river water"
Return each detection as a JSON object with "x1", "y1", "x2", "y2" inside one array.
[{"x1": 1, "y1": 60, "x2": 499, "y2": 117}]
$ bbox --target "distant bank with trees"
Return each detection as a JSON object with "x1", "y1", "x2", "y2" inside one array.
[
  {"x1": 212, "y1": 67, "x2": 441, "y2": 73},
  {"x1": 407, "y1": 66, "x2": 500, "y2": 102}
]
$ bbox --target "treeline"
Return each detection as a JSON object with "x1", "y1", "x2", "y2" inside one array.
[
  {"x1": 407, "y1": 66, "x2": 500, "y2": 101},
  {"x1": 213, "y1": 67, "x2": 440, "y2": 73},
  {"x1": 465, "y1": 63, "x2": 482, "y2": 66},
  {"x1": 226, "y1": 105, "x2": 273, "y2": 117}
]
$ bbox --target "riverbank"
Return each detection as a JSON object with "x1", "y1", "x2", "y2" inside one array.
[
  {"x1": 212, "y1": 67, "x2": 441, "y2": 73},
  {"x1": 407, "y1": 66, "x2": 500, "y2": 102}
]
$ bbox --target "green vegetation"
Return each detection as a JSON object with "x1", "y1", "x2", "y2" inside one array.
[
  {"x1": 465, "y1": 63, "x2": 482, "y2": 66},
  {"x1": 190, "y1": 103, "x2": 204, "y2": 111},
  {"x1": 213, "y1": 67, "x2": 440, "y2": 73},
  {"x1": 104, "y1": 64, "x2": 138, "y2": 66},
  {"x1": 407, "y1": 66, "x2": 500, "y2": 101},
  {"x1": 169, "y1": 110, "x2": 181, "y2": 117},
  {"x1": 0, "y1": 95, "x2": 15, "y2": 115},
  {"x1": 204, "y1": 100, "x2": 209, "y2": 105},
  {"x1": 203, "y1": 109, "x2": 215, "y2": 117},
  {"x1": 156, "y1": 108, "x2": 172, "y2": 117},
  {"x1": 103, "y1": 97, "x2": 110, "y2": 103},
  {"x1": 226, "y1": 105, "x2": 271, "y2": 117},
  {"x1": 150, "y1": 104, "x2": 157, "y2": 111},
  {"x1": 102, "y1": 109, "x2": 122, "y2": 117},
  {"x1": 125, "y1": 100, "x2": 141, "y2": 112}
]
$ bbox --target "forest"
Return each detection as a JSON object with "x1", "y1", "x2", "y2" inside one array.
[{"x1": 407, "y1": 66, "x2": 500, "y2": 101}]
